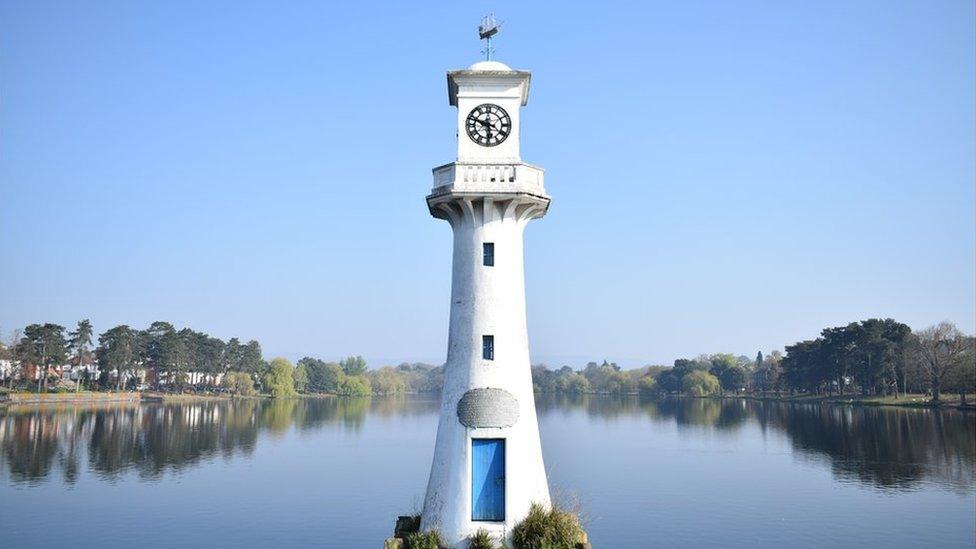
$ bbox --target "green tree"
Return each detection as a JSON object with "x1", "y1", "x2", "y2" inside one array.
[
  {"x1": 18, "y1": 324, "x2": 68, "y2": 392},
  {"x1": 293, "y1": 363, "x2": 309, "y2": 393},
  {"x1": 708, "y1": 354, "x2": 747, "y2": 393},
  {"x1": 369, "y1": 366, "x2": 405, "y2": 395},
  {"x1": 241, "y1": 340, "x2": 265, "y2": 376},
  {"x1": 336, "y1": 374, "x2": 371, "y2": 396},
  {"x1": 223, "y1": 337, "x2": 242, "y2": 373},
  {"x1": 263, "y1": 357, "x2": 297, "y2": 398},
  {"x1": 299, "y1": 357, "x2": 343, "y2": 393},
  {"x1": 638, "y1": 374, "x2": 658, "y2": 396},
  {"x1": 753, "y1": 350, "x2": 781, "y2": 392},
  {"x1": 340, "y1": 355, "x2": 367, "y2": 376},
  {"x1": 68, "y1": 319, "x2": 94, "y2": 392},
  {"x1": 682, "y1": 370, "x2": 720, "y2": 397},
  {"x1": 96, "y1": 325, "x2": 140, "y2": 391},
  {"x1": 142, "y1": 321, "x2": 176, "y2": 388},
  {"x1": 658, "y1": 358, "x2": 707, "y2": 393},
  {"x1": 222, "y1": 371, "x2": 257, "y2": 396},
  {"x1": 192, "y1": 332, "x2": 225, "y2": 388}
]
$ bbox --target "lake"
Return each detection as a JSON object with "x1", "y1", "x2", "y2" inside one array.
[{"x1": 1, "y1": 395, "x2": 973, "y2": 548}]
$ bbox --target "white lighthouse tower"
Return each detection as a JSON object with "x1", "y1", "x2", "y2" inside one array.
[{"x1": 421, "y1": 17, "x2": 552, "y2": 547}]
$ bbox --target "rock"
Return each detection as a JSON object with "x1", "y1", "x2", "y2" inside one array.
[
  {"x1": 383, "y1": 537, "x2": 404, "y2": 549},
  {"x1": 394, "y1": 515, "x2": 420, "y2": 537}
]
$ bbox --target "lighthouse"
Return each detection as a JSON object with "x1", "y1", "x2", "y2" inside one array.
[{"x1": 420, "y1": 17, "x2": 552, "y2": 547}]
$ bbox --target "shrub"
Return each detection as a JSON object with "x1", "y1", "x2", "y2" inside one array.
[
  {"x1": 511, "y1": 502, "x2": 585, "y2": 549},
  {"x1": 405, "y1": 529, "x2": 443, "y2": 549},
  {"x1": 468, "y1": 528, "x2": 498, "y2": 549}
]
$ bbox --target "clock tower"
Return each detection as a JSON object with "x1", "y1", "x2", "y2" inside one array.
[{"x1": 420, "y1": 54, "x2": 552, "y2": 546}]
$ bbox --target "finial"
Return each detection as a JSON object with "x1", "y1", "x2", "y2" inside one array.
[{"x1": 478, "y1": 13, "x2": 502, "y2": 61}]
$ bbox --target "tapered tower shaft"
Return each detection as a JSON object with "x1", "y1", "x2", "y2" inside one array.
[{"x1": 421, "y1": 60, "x2": 551, "y2": 547}]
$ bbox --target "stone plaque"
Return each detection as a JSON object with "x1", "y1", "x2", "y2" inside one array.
[{"x1": 456, "y1": 388, "x2": 519, "y2": 428}]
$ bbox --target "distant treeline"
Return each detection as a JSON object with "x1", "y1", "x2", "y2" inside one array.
[
  {"x1": 1, "y1": 317, "x2": 972, "y2": 402},
  {"x1": 530, "y1": 319, "x2": 975, "y2": 402}
]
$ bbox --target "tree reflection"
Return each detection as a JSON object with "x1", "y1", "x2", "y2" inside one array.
[
  {"x1": 0, "y1": 397, "x2": 972, "y2": 491},
  {"x1": 0, "y1": 397, "x2": 379, "y2": 484},
  {"x1": 536, "y1": 394, "x2": 974, "y2": 490},
  {"x1": 765, "y1": 403, "x2": 976, "y2": 491}
]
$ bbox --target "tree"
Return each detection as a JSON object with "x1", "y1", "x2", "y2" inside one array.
[
  {"x1": 709, "y1": 354, "x2": 746, "y2": 393},
  {"x1": 753, "y1": 351, "x2": 781, "y2": 393},
  {"x1": 167, "y1": 328, "x2": 198, "y2": 389},
  {"x1": 241, "y1": 340, "x2": 265, "y2": 376},
  {"x1": 96, "y1": 325, "x2": 140, "y2": 391},
  {"x1": 68, "y1": 319, "x2": 94, "y2": 392},
  {"x1": 262, "y1": 357, "x2": 297, "y2": 398},
  {"x1": 222, "y1": 371, "x2": 257, "y2": 396},
  {"x1": 566, "y1": 372, "x2": 590, "y2": 394},
  {"x1": 915, "y1": 322, "x2": 970, "y2": 402},
  {"x1": 638, "y1": 374, "x2": 657, "y2": 396},
  {"x1": 782, "y1": 339, "x2": 828, "y2": 394},
  {"x1": 657, "y1": 358, "x2": 707, "y2": 394},
  {"x1": 300, "y1": 357, "x2": 344, "y2": 393},
  {"x1": 943, "y1": 337, "x2": 975, "y2": 403},
  {"x1": 192, "y1": 333, "x2": 225, "y2": 388},
  {"x1": 18, "y1": 324, "x2": 68, "y2": 392},
  {"x1": 369, "y1": 366, "x2": 405, "y2": 395},
  {"x1": 340, "y1": 355, "x2": 367, "y2": 376},
  {"x1": 581, "y1": 360, "x2": 627, "y2": 393},
  {"x1": 3, "y1": 329, "x2": 21, "y2": 388},
  {"x1": 682, "y1": 370, "x2": 720, "y2": 397},
  {"x1": 724, "y1": 366, "x2": 747, "y2": 392},
  {"x1": 336, "y1": 373, "x2": 371, "y2": 396},
  {"x1": 223, "y1": 337, "x2": 242, "y2": 374},
  {"x1": 142, "y1": 321, "x2": 176, "y2": 388},
  {"x1": 293, "y1": 363, "x2": 309, "y2": 393}
]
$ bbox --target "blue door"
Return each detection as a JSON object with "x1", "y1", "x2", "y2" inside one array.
[{"x1": 472, "y1": 438, "x2": 505, "y2": 521}]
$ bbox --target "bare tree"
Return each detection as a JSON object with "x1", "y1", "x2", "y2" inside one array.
[
  {"x1": 5, "y1": 329, "x2": 22, "y2": 388},
  {"x1": 915, "y1": 321, "x2": 969, "y2": 402}
]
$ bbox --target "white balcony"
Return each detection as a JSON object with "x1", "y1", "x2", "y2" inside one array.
[{"x1": 430, "y1": 162, "x2": 547, "y2": 198}]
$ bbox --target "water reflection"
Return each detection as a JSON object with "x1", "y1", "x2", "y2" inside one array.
[
  {"x1": 1, "y1": 396, "x2": 973, "y2": 492},
  {"x1": 0, "y1": 397, "x2": 425, "y2": 485},
  {"x1": 537, "y1": 394, "x2": 976, "y2": 491}
]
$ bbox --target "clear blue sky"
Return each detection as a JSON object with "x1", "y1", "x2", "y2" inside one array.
[{"x1": 1, "y1": 1, "x2": 973, "y2": 368}]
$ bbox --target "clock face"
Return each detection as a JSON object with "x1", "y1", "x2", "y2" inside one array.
[{"x1": 465, "y1": 103, "x2": 511, "y2": 147}]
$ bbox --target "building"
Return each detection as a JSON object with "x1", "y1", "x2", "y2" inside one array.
[{"x1": 420, "y1": 56, "x2": 552, "y2": 546}]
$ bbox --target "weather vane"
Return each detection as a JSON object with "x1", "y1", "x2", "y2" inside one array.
[{"x1": 478, "y1": 13, "x2": 501, "y2": 61}]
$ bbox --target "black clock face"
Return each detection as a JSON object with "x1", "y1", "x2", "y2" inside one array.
[{"x1": 465, "y1": 103, "x2": 511, "y2": 147}]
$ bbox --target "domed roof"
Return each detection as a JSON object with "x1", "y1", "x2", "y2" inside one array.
[{"x1": 467, "y1": 60, "x2": 513, "y2": 71}]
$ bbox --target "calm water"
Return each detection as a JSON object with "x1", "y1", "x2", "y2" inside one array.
[{"x1": 1, "y1": 396, "x2": 973, "y2": 548}]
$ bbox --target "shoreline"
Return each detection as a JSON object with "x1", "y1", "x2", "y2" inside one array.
[
  {"x1": 2, "y1": 389, "x2": 972, "y2": 411},
  {"x1": 570, "y1": 391, "x2": 975, "y2": 411},
  {"x1": 731, "y1": 393, "x2": 975, "y2": 410}
]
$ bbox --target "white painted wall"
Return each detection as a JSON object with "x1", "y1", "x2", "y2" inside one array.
[{"x1": 421, "y1": 60, "x2": 552, "y2": 548}]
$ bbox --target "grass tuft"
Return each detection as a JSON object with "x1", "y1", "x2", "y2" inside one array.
[
  {"x1": 468, "y1": 528, "x2": 498, "y2": 549},
  {"x1": 406, "y1": 528, "x2": 444, "y2": 549},
  {"x1": 511, "y1": 502, "x2": 586, "y2": 549}
]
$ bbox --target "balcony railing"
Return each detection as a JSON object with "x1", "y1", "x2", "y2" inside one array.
[{"x1": 431, "y1": 162, "x2": 546, "y2": 196}]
